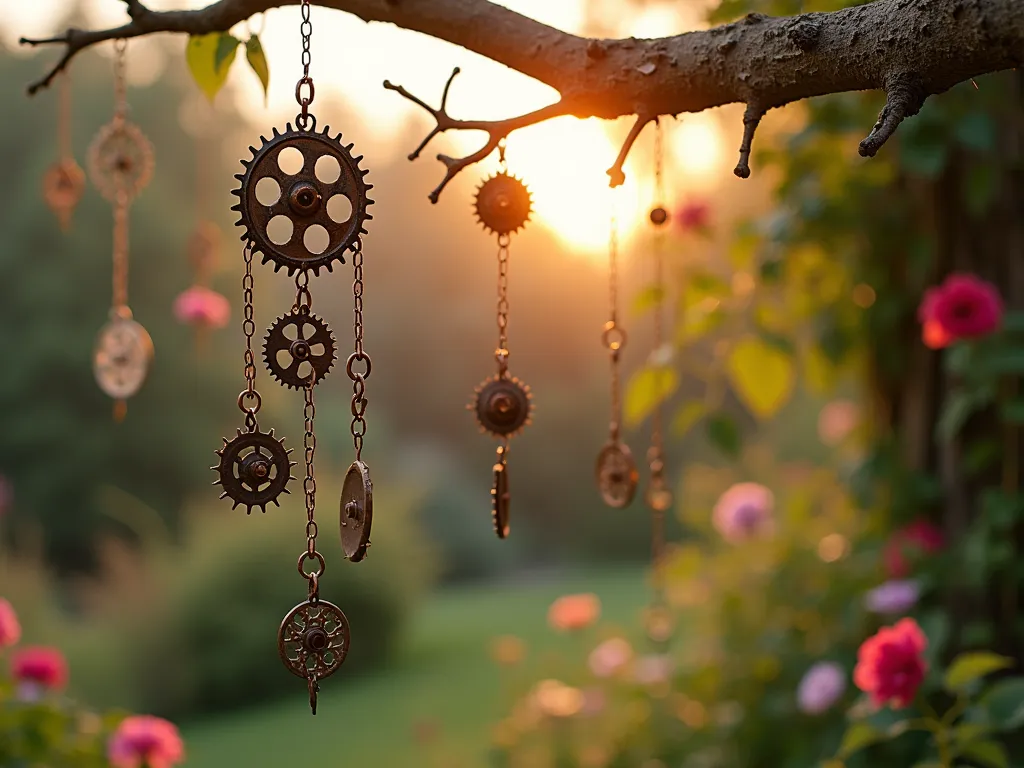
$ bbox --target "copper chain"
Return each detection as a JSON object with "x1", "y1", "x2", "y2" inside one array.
[
  {"x1": 495, "y1": 234, "x2": 511, "y2": 377},
  {"x1": 348, "y1": 242, "x2": 370, "y2": 461},
  {"x1": 57, "y1": 70, "x2": 72, "y2": 159},
  {"x1": 112, "y1": 39, "x2": 127, "y2": 124},
  {"x1": 110, "y1": 41, "x2": 129, "y2": 314},
  {"x1": 602, "y1": 213, "x2": 626, "y2": 442},
  {"x1": 295, "y1": 0, "x2": 315, "y2": 130},
  {"x1": 238, "y1": 243, "x2": 261, "y2": 427}
]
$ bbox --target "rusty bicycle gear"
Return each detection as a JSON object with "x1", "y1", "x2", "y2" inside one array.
[
  {"x1": 339, "y1": 460, "x2": 373, "y2": 562},
  {"x1": 93, "y1": 314, "x2": 153, "y2": 400},
  {"x1": 471, "y1": 375, "x2": 533, "y2": 438},
  {"x1": 263, "y1": 307, "x2": 336, "y2": 389},
  {"x1": 474, "y1": 172, "x2": 532, "y2": 236},
  {"x1": 278, "y1": 599, "x2": 351, "y2": 683},
  {"x1": 596, "y1": 441, "x2": 639, "y2": 509},
  {"x1": 231, "y1": 124, "x2": 373, "y2": 276},
  {"x1": 87, "y1": 121, "x2": 154, "y2": 203},
  {"x1": 212, "y1": 426, "x2": 295, "y2": 513}
]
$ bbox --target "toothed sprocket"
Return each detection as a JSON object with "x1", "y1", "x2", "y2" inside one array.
[
  {"x1": 474, "y1": 172, "x2": 532, "y2": 236},
  {"x1": 471, "y1": 375, "x2": 533, "y2": 438},
  {"x1": 212, "y1": 426, "x2": 295, "y2": 514},
  {"x1": 263, "y1": 307, "x2": 336, "y2": 390},
  {"x1": 231, "y1": 123, "x2": 373, "y2": 276}
]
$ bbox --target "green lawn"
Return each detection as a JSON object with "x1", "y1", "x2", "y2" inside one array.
[{"x1": 181, "y1": 567, "x2": 649, "y2": 766}]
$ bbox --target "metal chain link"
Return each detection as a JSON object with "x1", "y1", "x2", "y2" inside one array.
[
  {"x1": 113, "y1": 39, "x2": 127, "y2": 123},
  {"x1": 602, "y1": 212, "x2": 626, "y2": 442},
  {"x1": 495, "y1": 234, "x2": 511, "y2": 376},
  {"x1": 295, "y1": 0, "x2": 315, "y2": 130},
  {"x1": 299, "y1": 374, "x2": 324, "y2": 601},
  {"x1": 58, "y1": 70, "x2": 72, "y2": 159},
  {"x1": 294, "y1": 269, "x2": 312, "y2": 311},
  {"x1": 238, "y1": 243, "x2": 261, "y2": 428},
  {"x1": 348, "y1": 241, "x2": 370, "y2": 461},
  {"x1": 112, "y1": 189, "x2": 129, "y2": 311}
]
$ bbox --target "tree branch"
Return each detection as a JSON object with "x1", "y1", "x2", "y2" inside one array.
[{"x1": 19, "y1": 0, "x2": 1024, "y2": 197}]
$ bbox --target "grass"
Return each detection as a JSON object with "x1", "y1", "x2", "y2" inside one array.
[{"x1": 180, "y1": 566, "x2": 649, "y2": 766}]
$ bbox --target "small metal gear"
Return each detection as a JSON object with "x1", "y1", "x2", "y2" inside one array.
[
  {"x1": 278, "y1": 599, "x2": 350, "y2": 682},
  {"x1": 42, "y1": 158, "x2": 85, "y2": 230},
  {"x1": 212, "y1": 426, "x2": 295, "y2": 513},
  {"x1": 492, "y1": 451, "x2": 510, "y2": 539},
  {"x1": 263, "y1": 308, "x2": 336, "y2": 389},
  {"x1": 93, "y1": 314, "x2": 153, "y2": 400},
  {"x1": 595, "y1": 441, "x2": 639, "y2": 509},
  {"x1": 470, "y1": 375, "x2": 533, "y2": 438},
  {"x1": 231, "y1": 123, "x2": 373, "y2": 276},
  {"x1": 87, "y1": 120, "x2": 154, "y2": 203},
  {"x1": 474, "y1": 172, "x2": 532, "y2": 236}
]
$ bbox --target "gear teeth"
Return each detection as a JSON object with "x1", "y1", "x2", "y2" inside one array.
[
  {"x1": 220, "y1": 491, "x2": 229, "y2": 500},
  {"x1": 272, "y1": 126, "x2": 281, "y2": 137}
]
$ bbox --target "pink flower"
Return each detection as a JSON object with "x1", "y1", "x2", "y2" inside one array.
[
  {"x1": 817, "y1": 400, "x2": 859, "y2": 446},
  {"x1": 918, "y1": 273, "x2": 1002, "y2": 345},
  {"x1": 797, "y1": 661, "x2": 846, "y2": 715},
  {"x1": 173, "y1": 285, "x2": 230, "y2": 329},
  {"x1": 854, "y1": 618, "x2": 928, "y2": 709},
  {"x1": 0, "y1": 598, "x2": 21, "y2": 648},
  {"x1": 108, "y1": 715, "x2": 185, "y2": 768},
  {"x1": 712, "y1": 482, "x2": 774, "y2": 543},
  {"x1": 676, "y1": 200, "x2": 710, "y2": 232},
  {"x1": 11, "y1": 646, "x2": 67, "y2": 690},
  {"x1": 548, "y1": 594, "x2": 601, "y2": 632},
  {"x1": 588, "y1": 637, "x2": 633, "y2": 678},
  {"x1": 864, "y1": 580, "x2": 920, "y2": 615},
  {"x1": 633, "y1": 654, "x2": 674, "y2": 686},
  {"x1": 884, "y1": 520, "x2": 944, "y2": 579}
]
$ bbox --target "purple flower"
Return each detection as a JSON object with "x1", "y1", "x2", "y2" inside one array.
[
  {"x1": 797, "y1": 661, "x2": 846, "y2": 715},
  {"x1": 864, "y1": 580, "x2": 920, "y2": 616},
  {"x1": 712, "y1": 483, "x2": 774, "y2": 543}
]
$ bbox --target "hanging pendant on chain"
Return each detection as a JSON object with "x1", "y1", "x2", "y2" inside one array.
[
  {"x1": 596, "y1": 211, "x2": 638, "y2": 508},
  {"x1": 88, "y1": 40, "x2": 155, "y2": 420},
  {"x1": 469, "y1": 146, "x2": 534, "y2": 539},
  {"x1": 42, "y1": 70, "x2": 84, "y2": 231}
]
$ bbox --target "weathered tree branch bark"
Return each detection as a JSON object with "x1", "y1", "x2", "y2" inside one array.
[{"x1": 20, "y1": 0, "x2": 1024, "y2": 198}]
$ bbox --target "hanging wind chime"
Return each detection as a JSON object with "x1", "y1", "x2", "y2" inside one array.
[
  {"x1": 644, "y1": 120, "x2": 675, "y2": 648},
  {"x1": 214, "y1": 0, "x2": 374, "y2": 715},
  {"x1": 596, "y1": 198, "x2": 639, "y2": 508},
  {"x1": 469, "y1": 144, "x2": 534, "y2": 539},
  {"x1": 87, "y1": 39, "x2": 155, "y2": 422},
  {"x1": 42, "y1": 70, "x2": 84, "y2": 230}
]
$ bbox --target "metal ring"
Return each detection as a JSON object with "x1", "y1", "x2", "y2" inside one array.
[
  {"x1": 346, "y1": 352, "x2": 372, "y2": 380},
  {"x1": 295, "y1": 77, "x2": 315, "y2": 107},
  {"x1": 601, "y1": 322, "x2": 627, "y2": 350},
  {"x1": 297, "y1": 550, "x2": 325, "y2": 579},
  {"x1": 237, "y1": 390, "x2": 263, "y2": 413}
]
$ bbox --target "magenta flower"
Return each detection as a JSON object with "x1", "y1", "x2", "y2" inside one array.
[
  {"x1": 712, "y1": 482, "x2": 774, "y2": 543},
  {"x1": 676, "y1": 200, "x2": 710, "y2": 232},
  {"x1": 0, "y1": 598, "x2": 21, "y2": 648},
  {"x1": 11, "y1": 646, "x2": 67, "y2": 692},
  {"x1": 108, "y1": 715, "x2": 185, "y2": 768},
  {"x1": 918, "y1": 273, "x2": 1002, "y2": 345},
  {"x1": 864, "y1": 580, "x2": 920, "y2": 616},
  {"x1": 885, "y1": 519, "x2": 944, "y2": 578},
  {"x1": 797, "y1": 661, "x2": 846, "y2": 715},
  {"x1": 588, "y1": 637, "x2": 633, "y2": 678},
  {"x1": 817, "y1": 400, "x2": 859, "y2": 446},
  {"x1": 173, "y1": 285, "x2": 230, "y2": 329}
]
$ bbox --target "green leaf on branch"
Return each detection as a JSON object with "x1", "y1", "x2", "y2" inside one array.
[
  {"x1": 246, "y1": 34, "x2": 270, "y2": 101},
  {"x1": 976, "y1": 677, "x2": 1024, "y2": 730},
  {"x1": 944, "y1": 652, "x2": 1013, "y2": 692},
  {"x1": 960, "y1": 739, "x2": 1009, "y2": 768},
  {"x1": 187, "y1": 32, "x2": 240, "y2": 101},
  {"x1": 624, "y1": 367, "x2": 678, "y2": 428},
  {"x1": 953, "y1": 722, "x2": 992, "y2": 748},
  {"x1": 707, "y1": 413, "x2": 741, "y2": 458},
  {"x1": 671, "y1": 400, "x2": 707, "y2": 437},
  {"x1": 726, "y1": 337, "x2": 795, "y2": 420},
  {"x1": 838, "y1": 721, "x2": 884, "y2": 758}
]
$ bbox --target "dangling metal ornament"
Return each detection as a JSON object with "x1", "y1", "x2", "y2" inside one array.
[
  {"x1": 88, "y1": 39, "x2": 154, "y2": 420},
  {"x1": 263, "y1": 307, "x2": 337, "y2": 390},
  {"x1": 339, "y1": 460, "x2": 372, "y2": 562},
  {"x1": 474, "y1": 171, "x2": 532, "y2": 236},
  {"x1": 212, "y1": 425, "x2": 295, "y2": 514},
  {"x1": 278, "y1": 596, "x2": 350, "y2": 715},
  {"x1": 470, "y1": 147, "x2": 533, "y2": 539},
  {"x1": 471, "y1": 375, "x2": 533, "y2": 438},
  {"x1": 596, "y1": 441, "x2": 639, "y2": 508},
  {"x1": 231, "y1": 124, "x2": 373, "y2": 276},
  {"x1": 93, "y1": 310, "x2": 153, "y2": 401},
  {"x1": 42, "y1": 71, "x2": 84, "y2": 230}
]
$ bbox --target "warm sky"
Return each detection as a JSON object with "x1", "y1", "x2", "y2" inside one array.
[{"x1": 3, "y1": 0, "x2": 730, "y2": 253}]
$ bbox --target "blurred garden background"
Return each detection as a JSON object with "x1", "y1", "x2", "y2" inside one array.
[{"x1": 2, "y1": 0, "x2": 1024, "y2": 766}]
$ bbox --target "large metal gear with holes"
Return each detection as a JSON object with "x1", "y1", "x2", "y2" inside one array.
[
  {"x1": 474, "y1": 172, "x2": 532, "y2": 236},
  {"x1": 231, "y1": 123, "x2": 373, "y2": 276},
  {"x1": 263, "y1": 307, "x2": 336, "y2": 390},
  {"x1": 470, "y1": 375, "x2": 533, "y2": 438},
  {"x1": 212, "y1": 426, "x2": 295, "y2": 513},
  {"x1": 278, "y1": 599, "x2": 350, "y2": 682}
]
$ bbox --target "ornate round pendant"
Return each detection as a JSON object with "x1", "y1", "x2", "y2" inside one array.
[
  {"x1": 87, "y1": 120, "x2": 154, "y2": 203},
  {"x1": 595, "y1": 441, "x2": 639, "y2": 508},
  {"x1": 472, "y1": 375, "x2": 533, "y2": 438},
  {"x1": 278, "y1": 599, "x2": 351, "y2": 681},
  {"x1": 232, "y1": 123, "x2": 373, "y2": 276},
  {"x1": 93, "y1": 314, "x2": 153, "y2": 400}
]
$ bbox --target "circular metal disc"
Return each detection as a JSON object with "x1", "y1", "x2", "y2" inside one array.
[
  {"x1": 492, "y1": 459, "x2": 510, "y2": 539},
  {"x1": 339, "y1": 460, "x2": 373, "y2": 562},
  {"x1": 474, "y1": 172, "x2": 532, "y2": 236},
  {"x1": 278, "y1": 599, "x2": 350, "y2": 681},
  {"x1": 263, "y1": 308, "x2": 337, "y2": 390},
  {"x1": 212, "y1": 427, "x2": 294, "y2": 514},
  {"x1": 93, "y1": 317, "x2": 153, "y2": 400},
  {"x1": 595, "y1": 441, "x2": 639, "y2": 509},
  {"x1": 473, "y1": 375, "x2": 532, "y2": 438},
  {"x1": 87, "y1": 120, "x2": 154, "y2": 203}
]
